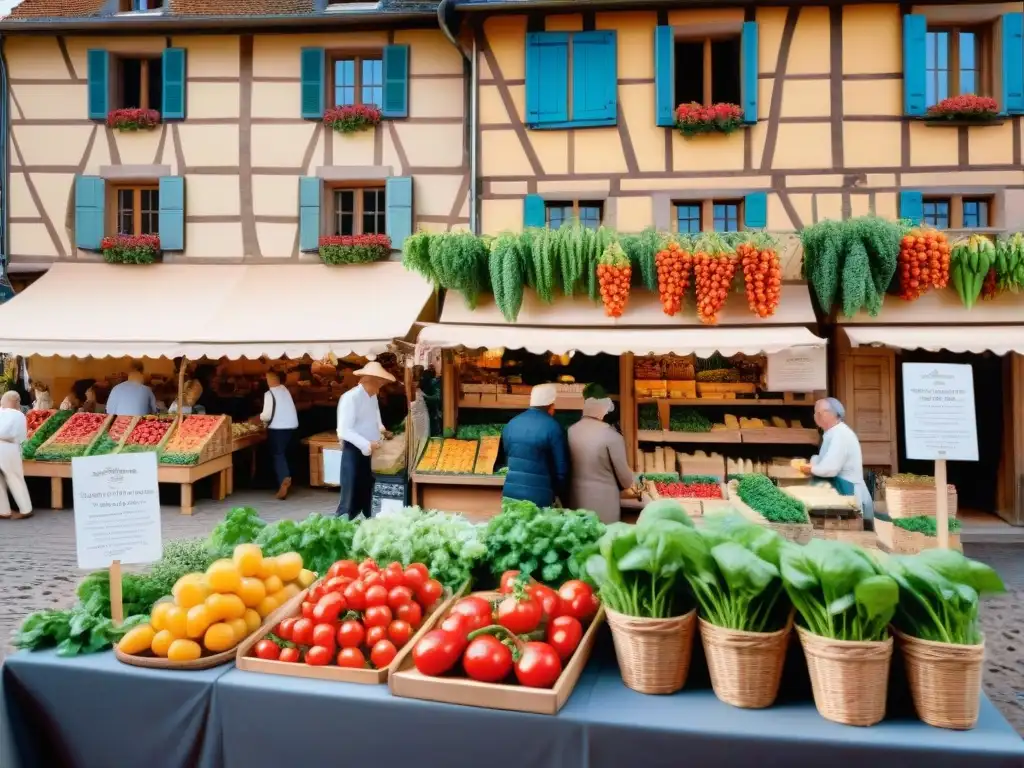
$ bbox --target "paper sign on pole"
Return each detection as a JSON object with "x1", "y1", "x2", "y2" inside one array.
[
  {"x1": 322, "y1": 448, "x2": 342, "y2": 486},
  {"x1": 901, "y1": 363, "x2": 978, "y2": 462},
  {"x1": 765, "y1": 346, "x2": 828, "y2": 393}
]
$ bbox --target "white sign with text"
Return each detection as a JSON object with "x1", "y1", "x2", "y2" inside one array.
[
  {"x1": 766, "y1": 346, "x2": 828, "y2": 393},
  {"x1": 901, "y1": 363, "x2": 979, "y2": 462},
  {"x1": 322, "y1": 448, "x2": 342, "y2": 486},
  {"x1": 73, "y1": 452, "x2": 163, "y2": 570}
]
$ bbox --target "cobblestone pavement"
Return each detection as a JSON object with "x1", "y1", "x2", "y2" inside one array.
[{"x1": 0, "y1": 488, "x2": 1021, "y2": 734}]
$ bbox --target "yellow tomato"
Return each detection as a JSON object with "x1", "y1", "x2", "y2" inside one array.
[
  {"x1": 118, "y1": 624, "x2": 155, "y2": 656},
  {"x1": 243, "y1": 609, "x2": 262, "y2": 633},
  {"x1": 206, "y1": 560, "x2": 242, "y2": 594},
  {"x1": 256, "y1": 556, "x2": 277, "y2": 580},
  {"x1": 163, "y1": 606, "x2": 188, "y2": 638},
  {"x1": 255, "y1": 595, "x2": 280, "y2": 619},
  {"x1": 186, "y1": 604, "x2": 213, "y2": 639},
  {"x1": 218, "y1": 594, "x2": 247, "y2": 621},
  {"x1": 151, "y1": 629, "x2": 176, "y2": 658},
  {"x1": 262, "y1": 575, "x2": 284, "y2": 596},
  {"x1": 167, "y1": 639, "x2": 202, "y2": 662},
  {"x1": 275, "y1": 552, "x2": 303, "y2": 583},
  {"x1": 150, "y1": 601, "x2": 173, "y2": 632},
  {"x1": 173, "y1": 575, "x2": 209, "y2": 610},
  {"x1": 227, "y1": 618, "x2": 248, "y2": 641},
  {"x1": 297, "y1": 569, "x2": 316, "y2": 589},
  {"x1": 232, "y1": 543, "x2": 264, "y2": 578},
  {"x1": 203, "y1": 622, "x2": 237, "y2": 653},
  {"x1": 237, "y1": 577, "x2": 267, "y2": 608}
]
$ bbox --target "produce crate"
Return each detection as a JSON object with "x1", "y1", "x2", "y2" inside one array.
[
  {"x1": 415, "y1": 438, "x2": 443, "y2": 472},
  {"x1": 729, "y1": 492, "x2": 813, "y2": 544},
  {"x1": 25, "y1": 409, "x2": 57, "y2": 440},
  {"x1": 371, "y1": 433, "x2": 407, "y2": 475},
  {"x1": 434, "y1": 439, "x2": 479, "y2": 473},
  {"x1": 810, "y1": 513, "x2": 865, "y2": 532},
  {"x1": 118, "y1": 415, "x2": 175, "y2": 454},
  {"x1": 634, "y1": 380, "x2": 668, "y2": 398},
  {"x1": 86, "y1": 415, "x2": 139, "y2": 456},
  {"x1": 667, "y1": 380, "x2": 697, "y2": 399},
  {"x1": 678, "y1": 453, "x2": 726, "y2": 480},
  {"x1": 473, "y1": 435, "x2": 500, "y2": 474},
  {"x1": 34, "y1": 413, "x2": 113, "y2": 461},
  {"x1": 389, "y1": 591, "x2": 605, "y2": 715},
  {"x1": 885, "y1": 485, "x2": 958, "y2": 519},
  {"x1": 740, "y1": 427, "x2": 820, "y2": 445},
  {"x1": 160, "y1": 415, "x2": 232, "y2": 466},
  {"x1": 305, "y1": 432, "x2": 341, "y2": 487},
  {"x1": 235, "y1": 582, "x2": 467, "y2": 684},
  {"x1": 781, "y1": 485, "x2": 860, "y2": 512},
  {"x1": 495, "y1": 394, "x2": 531, "y2": 408},
  {"x1": 696, "y1": 383, "x2": 757, "y2": 397},
  {"x1": 461, "y1": 394, "x2": 481, "y2": 406},
  {"x1": 874, "y1": 518, "x2": 962, "y2": 553},
  {"x1": 554, "y1": 382, "x2": 586, "y2": 394},
  {"x1": 509, "y1": 384, "x2": 532, "y2": 396}
]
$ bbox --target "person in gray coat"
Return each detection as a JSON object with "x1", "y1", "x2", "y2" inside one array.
[{"x1": 566, "y1": 388, "x2": 634, "y2": 523}]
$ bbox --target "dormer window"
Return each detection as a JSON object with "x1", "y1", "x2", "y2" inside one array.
[{"x1": 119, "y1": 0, "x2": 164, "y2": 12}]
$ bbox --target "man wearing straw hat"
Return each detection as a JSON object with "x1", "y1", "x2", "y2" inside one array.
[{"x1": 335, "y1": 361, "x2": 395, "y2": 518}]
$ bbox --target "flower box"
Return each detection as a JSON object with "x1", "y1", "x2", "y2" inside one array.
[
  {"x1": 674, "y1": 102, "x2": 744, "y2": 138},
  {"x1": 323, "y1": 104, "x2": 382, "y2": 134},
  {"x1": 101, "y1": 234, "x2": 161, "y2": 264},
  {"x1": 106, "y1": 108, "x2": 161, "y2": 132},
  {"x1": 318, "y1": 234, "x2": 392, "y2": 265},
  {"x1": 922, "y1": 95, "x2": 1000, "y2": 124}
]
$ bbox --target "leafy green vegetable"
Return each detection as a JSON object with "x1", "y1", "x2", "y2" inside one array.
[
  {"x1": 22, "y1": 410, "x2": 73, "y2": 459},
  {"x1": 455, "y1": 423, "x2": 504, "y2": 440},
  {"x1": 146, "y1": 538, "x2": 218, "y2": 596},
  {"x1": 780, "y1": 539, "x2": 898, "y2": 641},
  {"x1": 352, "y1": 507, "x2": 486, "y2": 588},
  {"x1": 668, "y1": 407, "x2": 712, "y2": 433},
  {"x1": 207, "y1": 506, "x2": 267, "y2": 557},
  {"x1": 641, "y1": 472, "x2": 680, "y2": 483},
  {"x1": 892, "y1": 515, "x2": 961, "y2": 536},
  {"x1": 736, "y1": 474, "x2": 808, "y2": 524},
  {"x1": 15, "y1": 593, "x2": 148, "y2": 656},
  {"x1": 256, "y1": 513, "x2": 357, "y2": 577},
  {"x1": 483, "y1": 499, "x2": 605, "y2": 586},
  {"x1": 638, "y1": 403, "x2": 660, "y2": 431}
]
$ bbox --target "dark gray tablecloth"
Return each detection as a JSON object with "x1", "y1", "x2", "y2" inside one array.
[{"x1": 1, "y1": 650, "x2": 229, "y2": 768}]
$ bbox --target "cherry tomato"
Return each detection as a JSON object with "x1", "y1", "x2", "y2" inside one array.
[
  {"x1": 499, "y1": 570, "x2": 521, "y2": 593},
  {"x1": 396, "y1": 601, "x2": 423, "y2": 628},
  {"x1": 528, "y1": 584, "x2": 565, "y2": 621},
  {"x1": 278, "y1": 647, "x2": 300, "y2": 663},
  {"x1": 364, "y1": 584, "x2": 389, "y2": 608},
  {"x1": 497, "y1": 593, "x2": 543, "y2": 634},
  {"x1": 412, "y1": 629, "x2": 463, "y2": 676},
  {"x1": 515, "y1": 641, "x2": 562, "y2": 688},
  {"x1": 370, "y1": 639, "x2": 397, "y2": 669},
  {"x1": 439, "y1": 613, "x2": 470, "y2": 641},
  {"x1": 312, "y1": 623, "x2": 336, "y2": 650},
  {"x1": 254, "y1": 639, "x2": 280, "y2": 660},
  {"x1": 388, "y1": 620, "x2": 413, "y2": 648},
  {"x1": 417, "y1": 578, "x2": 444, "y2": 609},
  {"x1": 463, "y1": 635, "x2": 513, "y2": 683},
  {"x1": 558, "y1": 581, "x2": 599, "y2": 622},
  {"x1": 276, "y1": 618, "x2": 296, "y2": 642},
  {"x1": 312, "y1": 593, "x2": 345, "y2": 624},
  {"x1": 364, "y1": 605, "x2": 392, "y2": 628},
  {"x1": 336, "y1": 647, "x2": 366, "y2": 668},
  {"x1": 362, "y1": 572, "x2": 385, "y2": 590},
  {"x1": 383, "y1": 564, "x2": 406, "y2": 590},
  {"x1": 387, "y1": 586, "x2": 414, "y2": 611},
  {"x1": 450, "y1": 596, "x2": 493, "y2": 634},
  {"x1": 291, "y1": 618, "x2": 314, "y2": 646},
  {"x1": 358, "y1": 558, "x2": 380, "y2": 575},
  {"x1": 325, "y1": 577, "x2": 348, "y2": 594},
  {"x1": 309, "y1": 583, "x2": 327, "y2": 603},
  {"x1": 305, "y1": 645, "x2": 332, "y2": 666},
  {"x1": 343, "y1": 581, "x2": 367, "y2": 612},
  {"x1": 300, "y1": 601, "x2": 315, "y2": 620},
  {"x1": 546, "y1": 615, "x2": 583, "y2": 661},
  {"x1": 404, "y1": 564, "x2": 429, "y2": 590},
  {"x1": 336, "y1": 620, "x2": 365, "y2": 649},
  {"x1": 328, "y1": 560, "x2": 359, "y2": 580},
  {"x1": 366, "y1": 625, "x2": 387, "y2": 648}
]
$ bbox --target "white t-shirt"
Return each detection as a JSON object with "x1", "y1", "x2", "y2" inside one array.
[
  {"x1": 336, "y1": 384, "x2": 384, "y2": 456},
  {"x1": 0, "y1": 407, "x2": 28, "y2": 444},
  {"x1": 260, "y1": 385, "x2": 298, "y2": 430}
]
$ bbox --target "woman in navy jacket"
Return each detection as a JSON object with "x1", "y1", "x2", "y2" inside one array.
[{"x1": 499, "y1": 383, "x2": 570, "y2": 507}]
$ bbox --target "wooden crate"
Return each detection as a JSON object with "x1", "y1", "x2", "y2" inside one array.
[
  {"x1": 729, "y1": 491, "x2": 814, "y2": 544},
  {"x1": 662, "y1": 429, "x2": 742, "y2": 444},
  {"x1": 117, "y1": 415, "x2": 176, "y2": 454},
  {"x1": 697, "y1": 383, "x2": 757, "y2": 396},
  {"x1": 678, "y1": 453, "x2": 726, "y2": 480},
  {"x1": 35, "y1": 413, "x2": 113, "y2": 461},
  {"x1": 875, "y1": 518, "x2": 962, "y2": 553},
  {"x1": 162, "y1": 415, "x2": 232, "y2": 465},
  {"x1": 634, "y1": 380, "x2": 668, "y2": 398},
  {"x1": 461, "y1": 394, "x2": 481, "y2": 406},
  {"x1": 473, "y1": 435, "x2": 500, "y2": 474},
  {"x1": 885, "y1": 485, "x2": 958, "y2": 519},
  {"x1": 667, "y1": 380, "x2": 697, "y2": 399},
  {"x1": 305, "y1": 431, "x2": 341, "y2": 487},
  {"x1": 509, "y1": 384, "x2": 532, "y2": 396}
]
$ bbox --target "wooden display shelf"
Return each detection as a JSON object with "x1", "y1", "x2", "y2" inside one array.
[
  {"x1": 410, "y1": 471, "x2": 504, "y2": 522},
  {"x1": 741, "y1": 428, "x2": 820, "y2": 445},
  {"x1": 637, "y1": 397, "x2": 814, "y2": 408},
  {"x1": 458, "y1": 397, "x2": 606, "y2": 411},
  {"x1": 637, "y1": 429, "x2": 743, "y2": 444}
]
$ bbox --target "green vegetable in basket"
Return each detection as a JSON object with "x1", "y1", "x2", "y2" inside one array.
[
  {"x1": 736, "y1": 474, "x2": 808, "y2": 524},
  {"x1": 891, "y1": 515, "x2": 961, "y2": 536}
]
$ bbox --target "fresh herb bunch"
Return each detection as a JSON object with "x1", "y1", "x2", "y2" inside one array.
[
  {"x1": 736, "y1": 474, "x2": 808, "y2": 524},
  {"x1": 880, "y1": 549, "x2": 1004, "y2": 645},
  {"x1": 146, "y1": 538, "x2": 218, "y2": 596},
  {"x1": 483, "y1": 499, "x2": 605, "y2": 586},
  {"x1": 207, "y1": 506, "x2": 267, "y2": 557},
  {"x1": 619, "y1": 228, "x2": 661, "y2": 291},
  {"x1": 352, "y1": 507, "x2": 486, "y2": 588},
  {"x1": 780, "y1": 539, "x2": 898, "y2": 641},
  {"x1": 892, "y1": 515, "x2": 961, "y2": 536},
  {"x1": 428, "y1": 230, "x2": 491, "y2": 309},
  {"x1": 256, "y1": 513, "x2": 357, "y2": 577}
]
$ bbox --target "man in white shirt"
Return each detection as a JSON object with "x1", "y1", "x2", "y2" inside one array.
[
  {"x1": 0, "y1": 391, "x2": 32, "y2": 519},
  {"x1": 801, "y1": 397, "x2": 874, "y2": 521},
  {"x1": 335, "y1": 361, "x2": 395, "y2": 518},
  {"x1": 105, "y1": 361, "x2": 157, "y2": 416},
  {"x1": 260, "y1": 371, "x2": 299, "y2": 499}
]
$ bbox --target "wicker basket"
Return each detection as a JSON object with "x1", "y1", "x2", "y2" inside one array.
[
  {"x1": 605, "y1": 607, "x2": 696, "y2": 694},
  {"x1": 797, "y1": 626, "x2": 893, "y2": 726},
  {"x1": 885, "y1": 485, "x2": 957, "y2": 519},
  {"x1": 895, "y1": 629, "x2": 985, "y2": 730},
  {"x1": 699, "y1": 618, "x2": 791, "y2": 709}
]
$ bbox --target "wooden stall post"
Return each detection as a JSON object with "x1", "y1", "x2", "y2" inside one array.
[
  {"x1": 619, "y1": 353, "x2": 636, "y2": 469},
  {"x1": 441, "y1": 351, "x2": 457, "y2": 435},
  {"x1": 934, "y1": 458, "x2": 949, "y2": 549},
  {"x1": 174, "y1": 356, "x2": 187, "y2": 431},
  {"x1": 109, "y1": 559, "x2": 124, "y2": 625}
]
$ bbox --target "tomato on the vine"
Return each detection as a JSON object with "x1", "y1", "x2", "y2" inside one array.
[
  {"x1": 498, "y1": 570, "x2": 521, "y2": 594},
  {"x1": 528, "y1": 584, "x2": 564, "y2": 620},
  {"x1": 497, "y1": 593, "x2": 542, "y2": 634},
  {"x1": 546, "y1": 615, "x2": 583, "y2": 661},
  {"x1": 449, "y1": 596, "x2": 492, "y2": 633},
  {"x1": 515, "y1": 642, "x2": 562, "y2": 688},
  {"x1": 463, "y1": 635, "x2": 513, "y2": 683}
]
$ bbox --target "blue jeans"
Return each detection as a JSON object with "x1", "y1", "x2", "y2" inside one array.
[{"x1": 267, "y1": 428, "x2": 295, "y2": 488}]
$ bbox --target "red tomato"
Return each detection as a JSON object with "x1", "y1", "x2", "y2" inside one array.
[
  {"x1": 291, "y1": 618, "x2": 314, "y2": 646},
  {"x1": 336, "y1": 647, "x2": 366, "y2": 668},
  {"x1": 463, "y1": 635, "x2": 513, "y2": 683},
  {"x1": 499, "y1": 570, "x2": 522, "y2": 593},
  {"x1": 362, "y1": 572, "x2": 385, "y2": 590},
  {"x1": 366, "y1": 625, "x2": 387, "y2": 648},
  {"x1": 358, "y1": 558, "x2": 380, "y2": 575},
  {"x1": 383, "y1": 564, "x2": 406, "y2": 590},
  {"x1": 305, "y1": 645, "x2": 332, "y2": 666},
  {"x1": 276, "y1": 618, "x2": 296, "y2": 642},
  {"x1": 336, "y1": 620, "x2": 365, "y2": 649},
  {"x1": 300, "y1": 601, "x2": 315, "y2": 620},
  {"x1": 312, "y1": 623, "x2": 336, "y2": 650},
  {"x1": 343, "y1": 581, "x2": 368, "y2": 611},
  {"x1": 528, "y1": 584, "x2": 564, "y2": 621},
  {"x1": 546, "y1": 616, "x2": 583, "y2": 661},
  {"x1": 328, "y1": 560, "x2": 359, "y2": 579},
  {"x1": 309, "y1": 583, "x2": 327, "y2": 603},
  {"x1": 254, "y1": 639, "x2": 280, "y2": 660},
  {"x1": 278, "y1": 647, "x2": 300, "y2": 663},
  {"x1": 439, "y1": 613, "x2": 470, "y2": 640},
  {"x1": 325, "y1": 577, "x2": 348, "y2": 594},
  {"x1": 312, "y1": 593, "x2": 345, "y2": 624},
  {"x1": 404, "y1": 563, "x2": 429, "y2": 590},
  {"x1": 558, "y1": 581, "x2": 599, "y2": 622},
  {"x1": 387, "y1": 586, "x2": 414, "y2": 611},
  {"x1": 396, "y1": 601, "x2": 423, "y2": 628},
  {"x1": 450, "y1": 597, "x2": 493, "y2": 634},
  {"x1": 388, "y1": 620, "x2": 413, "y2": 648},
  {"x1": 417, "y1": 579, "x2": 444, "y2": 609},
  {"x1": 412, "y1": 630, "x2": 463, "y2": 676},
  {"x1": 515, "y1": 641, "x2": 562, "y2": 688},
  {"x1": 497, "y1": 593, "x2": 543, "y2": 635},
  {"x1": 364, "y1": 605, "x2": 392, "y2": 628},
  {"x1": 370, "y1": 639, "x2": 397, "y2": 669},
  {"x1": 364, "y1": 584, "x2": 389, "y2": 608}
]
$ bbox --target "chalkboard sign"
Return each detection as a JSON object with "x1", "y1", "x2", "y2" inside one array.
[{"x1": 372, "y1": 473, "x2": 407, "y2": 517}]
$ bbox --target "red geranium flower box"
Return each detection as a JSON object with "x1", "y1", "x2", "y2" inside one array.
[
  {"x1": 318, "y1": 234, "x2": 392, "y2": 264},
  {"x1": 323, "y1": 104, "x2": 383, "y2": 134},
  {"x1": 106, "y1": 108, "x2": 161, "y2": 132},
  {"x1": 674, "y1": 102, "x2": 745, "y2": 137},
  {"x1": 101, "y1": 234, "x2": 161, "y2": 264},
  {"x1": 925, "y1": 95, "x2": 999, "y2": 122}
]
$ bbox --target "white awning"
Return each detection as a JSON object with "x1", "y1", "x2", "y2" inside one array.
[
  {"x1": 0, "y1": 262, "x2": 434, "y2": 359},
  {"x1": 844, "y1": 326, "x2": 1024, "y2": 355}
]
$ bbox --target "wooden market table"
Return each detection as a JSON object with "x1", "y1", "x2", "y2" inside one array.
[{"x1": 411, "y1": 472, "x2": 504, "y2": 522}]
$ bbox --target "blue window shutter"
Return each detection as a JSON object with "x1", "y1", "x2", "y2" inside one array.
[
  {"x1": 299, "y1": 177, "x2": 322, "y2": 252},
  {"x1": 903, "y1": 15, "x2": 927, "y2": 116},
  {"x1": 741, "y1": 22, "x2": 759, "y2": 124},
  {"x1": 382, "y1": 45, "x2": 410, "y2": 119},
  {"x1": 744, "y1": 192, "x2": 767, "y2": 229},
  {"x1": 385, "y1": 176, "x2": 413, "y2": 250},
  {"x1": 158, "y1": 176, "x2": 185, "y2": 251},
  {"x1": 1003, "y1": 13, "x2": 1024, "y2": 115},
  {"x1": 300, "y1": 47, "x2": 325, "y2": 119},
  {"x1": 572, "y1": 31, "x2": 617, "y2": 125},
  {"x1": 86, "y1": 49, "x2": 109, "y2": 120},
  {"x1": 523, "y1": 194, "x2": 545, "y2": 228},
  {"x1": 654, "y1": 26, "x2": 675, "y2": 127},
  {"x1": 525, "y1": 32, "x2": 569, "y2": 126},
  {"x1": 899, "y1": 190, "x2": 923, "y2": 224},
  {"x1": 161, "y1": 48, "x2": 187, "y2": 120},
  {"x1": 74, "y1": 175, "x2": 105, "y2": 251}
]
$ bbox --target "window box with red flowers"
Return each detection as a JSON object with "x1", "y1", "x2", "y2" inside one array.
[
  {"x1": 674, "y1": 102, "x2": 745, "y2": 138},
  {"x1": 106, "y1": 108, "x2": 161, "y2": 132},
  {"x1": 922, "y1": 96, "x2": 1003, "y2": 126},
  {"x1": 101, "y1": 234, "x2": 161, "y2": 264},
  {"x1": 318, "y1": 234, "x2": 392, "y2": 265},
  {"x1": 323, "y1": 105, "x2": 382, "y2": 135}
]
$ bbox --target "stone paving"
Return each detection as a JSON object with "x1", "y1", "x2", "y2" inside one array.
[{"x1": 0, "y1": 488, "x2": 1021, "y2": 734}]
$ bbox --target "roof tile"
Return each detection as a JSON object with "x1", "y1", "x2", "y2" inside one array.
[
  {"x1": 10, "y1": 0, "x2": 105, "y2": 18},
  {"x1": 8, "y1": 0, "x2": 433, "y2": 18}
]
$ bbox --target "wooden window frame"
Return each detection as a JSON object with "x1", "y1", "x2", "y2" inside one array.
[
  {"x1": 544, "y1": 200, "x2": 604, "y2": 229},
  {"x1": 925, "y1": 25, "x2": 992, "y2": 102},
  {"x1": 673, "y1": 34, "x2": 741, "y2": 107},
  {"x1": 924, "y1": 194, "x2": 996, "y2": 230},
  {"x1": 113, "y1": 54, "x2": 161, "y2": 110},
  {"x1": 108, "y1": 183, "x2": 159, "y2": 237},
  {"x1": 323, "y1": 181, "x2": 387, "y2": 237},
  {"x1": 119, "y1": 0, "x2": 164, "y2": 11},
  {"x1": 328, "y1": 52, "x2": 384, "y2": 110},
  {"x1": 674, "y1": 202, "x2": 703, "y2": 234},
  {"x1": 672, "y1": 199, "x2": 744, "y2": 233}
]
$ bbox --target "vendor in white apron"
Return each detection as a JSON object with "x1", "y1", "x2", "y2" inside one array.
[{"x1": 800, "y1": 397, "x2": 874, "y2": 520}]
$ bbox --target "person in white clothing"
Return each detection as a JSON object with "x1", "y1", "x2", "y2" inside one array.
[
  {"x1": 335, "y1": 361, "x2": 395, "y2": 518},
  {"x1": 800, "y1": 397, "x2": 874, "y2": 521},
  {"x1": 259, "y1": 371, "x2": 299, "y2": 499},
  {"x1": 0, "y1": 391, "x2": 32, "y2": 519}
]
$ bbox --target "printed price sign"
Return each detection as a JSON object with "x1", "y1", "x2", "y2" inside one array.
[{"x1": 901, "y1": 363, "x2": 978, "y2": 462}]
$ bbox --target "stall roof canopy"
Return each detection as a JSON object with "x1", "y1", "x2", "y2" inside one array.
[
  {"x1": 0, "y1": 262, "x2": 434, "y2": 359},
  {"x1": 844, "y1": 327, "x2": 1024, "y2": 355},
  {"x1": 419, "y1": 284, "x2": 823, "y2": 356}
]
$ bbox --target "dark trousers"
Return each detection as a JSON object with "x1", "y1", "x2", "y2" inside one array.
[
  {"x1": 267, "y1": 428, "x2": 295, "y2": 487},
  {"x1": 336, "y1": 441, "x2": 373, "y2": 519}
]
